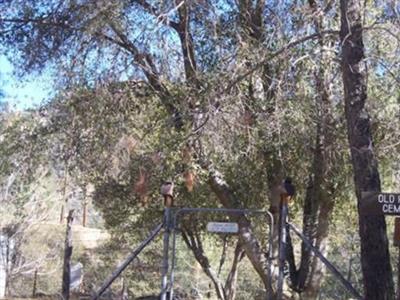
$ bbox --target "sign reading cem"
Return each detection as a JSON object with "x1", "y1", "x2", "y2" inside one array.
[{"x1": 361, "y1": 193, "x2": 400, "y2": 215}]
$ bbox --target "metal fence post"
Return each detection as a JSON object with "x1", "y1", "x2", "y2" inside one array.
[
  {"x1": 160, "y1": 180, "x2": 174, "y2": 300},
  {"x1": 160, "y1": 207, "x2": 171, "y2": 300},
  {"x1": 62, "y1": 209, "x2": 74, "y2": 300},
  {"x1": 277, "y1": 194, "x2": 289, "y2": 300},
  {"x1": 266, "y1": 210, "x2": 274, "y2": 300},
  {"x1": 169, "y1": 211, "x2": 179, "y2": 300}
]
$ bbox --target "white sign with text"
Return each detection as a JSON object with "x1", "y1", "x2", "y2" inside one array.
[{"x1": 207, "y1": 222, "x2": 239, "y2": 233}]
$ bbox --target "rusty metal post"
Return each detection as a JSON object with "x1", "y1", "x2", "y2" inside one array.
[
  {"x1": 395, "y1": 218, "x2": 400, "y2": 300},
  {"x1": 161, "y1": 207, "x2": 171, "y2": 300},
  {"x1": 160, "y1": 181, "x2": 174, "y2": 300},
  {"x1": 62, "y1": 209, "x2": 74, "y2": 300},
  {"x1": 277, "y1": 194, "x2": 289, "y2": 300}
]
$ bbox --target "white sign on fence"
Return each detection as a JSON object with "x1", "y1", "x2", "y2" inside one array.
[{"x1": 207, "y1": 222, "x2": 239, "y2": 233}]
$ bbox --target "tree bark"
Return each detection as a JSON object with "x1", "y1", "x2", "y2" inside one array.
[
  {"x1": 181, "y1": 228, "x2": 226, "y2": 300},
  {"x1": 208, "y1": 169, "x2": 273, "y2": 295},
  {"x1": 225, "y1": 242, "x2": 244, "y2": 300},
  {"x1": 285, "y1": 12, "x2": 335, "y2": 295},
  {"x1": 238, "y1": 0, "x2": 265, "y2": 41},
  {"x1": 302, "y1": 193, "x2": 334, "y2": 299},
  {"x1": 296, "y1": 167, "x2": 323, "y2": 291},
  {"x1": 301, "y1": 2, "x2": 337, "y2": 295},
  {"x1": 174, "y1": 0, "x2": 197, "y2": 83},
  {"x1": 340, "y1": 0, "x2": 394, "y2": 298}
]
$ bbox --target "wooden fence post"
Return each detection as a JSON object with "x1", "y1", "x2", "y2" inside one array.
[
  {"x1": 82, "y1": 201, "x2": 88, "y2": 227},
  {"x1": 32, "y1": 268, "x2": 38, "y2": 297}
]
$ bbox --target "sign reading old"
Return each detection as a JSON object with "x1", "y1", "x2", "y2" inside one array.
[
  {"x1": 207, "y1": 222, "x2": 239, "y2": 233},
  {"x1": 361, "y1": 192, "x2": 400, "y2": 215}
]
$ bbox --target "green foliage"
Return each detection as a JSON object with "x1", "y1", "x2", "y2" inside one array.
[{"x1": 0, "y1": 0, "x2": 399, "y2": 298}]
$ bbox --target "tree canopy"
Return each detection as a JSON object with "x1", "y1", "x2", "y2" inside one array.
[{"x1": 0, "y1": 0, "x2": 400, "y2": 299}]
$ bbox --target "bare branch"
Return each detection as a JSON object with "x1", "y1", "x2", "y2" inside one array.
[{"x1": 225, "y1": 30, "x2": 340, "y2": 92}]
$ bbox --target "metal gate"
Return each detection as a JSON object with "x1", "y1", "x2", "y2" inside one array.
[
  {"x1": 161, "y1": 208, "x2": 274, "y2": 300},
  {"x1": 92, "y1": 204, "x2": 362, "y2": 300}
]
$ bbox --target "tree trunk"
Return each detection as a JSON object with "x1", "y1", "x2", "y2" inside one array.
[
  {"x1": 296, "y1": 169, "x2": 323, "y2": 291},
  {"x1": 62, "y1": 210, "x2": 74, "y2": 300},
  {"x1": 208, "y1": 169, "x2": 273, "y2": 295},
  {"x1": 301, "y1": 2, "x2": 335, "y2": 296},
  {"x1": 302, "y1": 195, "x2": 334, "y2": 299},
  {"x1": 238, "y1": 0, "x2": 265, "y2": 41},
  {"x1": 181, "y1": 228, "x2": 226, "y2": 300},
  {"x1": 119, "y1": 277, "x2": 129, "y2": 300},
  {"x1": 175, "y1": 0, "x2": 197, "y2": 83},
  {"x1": 285, "y1": 48, "x2": 334, "y2": 297},
  {"x1": 340, "y1": 0, "x2": 394, "y2": 298},
  {"x1": 224, "y1": 242, "x2": 244, "y2": 300}
]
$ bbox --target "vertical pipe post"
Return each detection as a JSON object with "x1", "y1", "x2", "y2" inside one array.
[
  {"x1": 160, "y1": 180, "x2": 174, "y2": 300},
  {"x1": 169, "y1": 213, "x2": 178, "y2": 300},
  {"x1": 277, "y1": 194, "x2": 289, "y2": 300},
  {"x1": 266, "y1": 211, "x2": 274, "y2": 300},
  {"x1": 394, "y1": 217, "x2": 400, "y2": 300},
  {"x1": 397, "y1": 246, "x2": 400, "y2": 300},
  {"x1": 62, "y1": 209, "x2": 74, "y2": 300},
  {"x1": 161, "y1": 207, "x2": 171, "y2": 300}
]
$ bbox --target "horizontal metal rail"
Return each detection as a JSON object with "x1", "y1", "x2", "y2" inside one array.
[
  {"x1": 173, "y1": 207, "x2": 273, "y2": 216},
  {"x1": 287, "y1": 222, "x2": 363, "y2": 300},
  {"x1": 92, "y1": 223, "x2": 163, "y2": 300}
]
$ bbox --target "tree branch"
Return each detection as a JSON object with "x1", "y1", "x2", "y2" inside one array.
[
  {"x1": 181, "y1": 226, "x2": 226, "y2": 300},
  {"x1": 129, "y1": 0, "x2": 180, "y2": 32},
  {"x1": 225, "y1": 30, "x2": 340, "y2": 92},
  {"x1": 208, "y1": 167, "x2": 273, "y2": 295}
]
